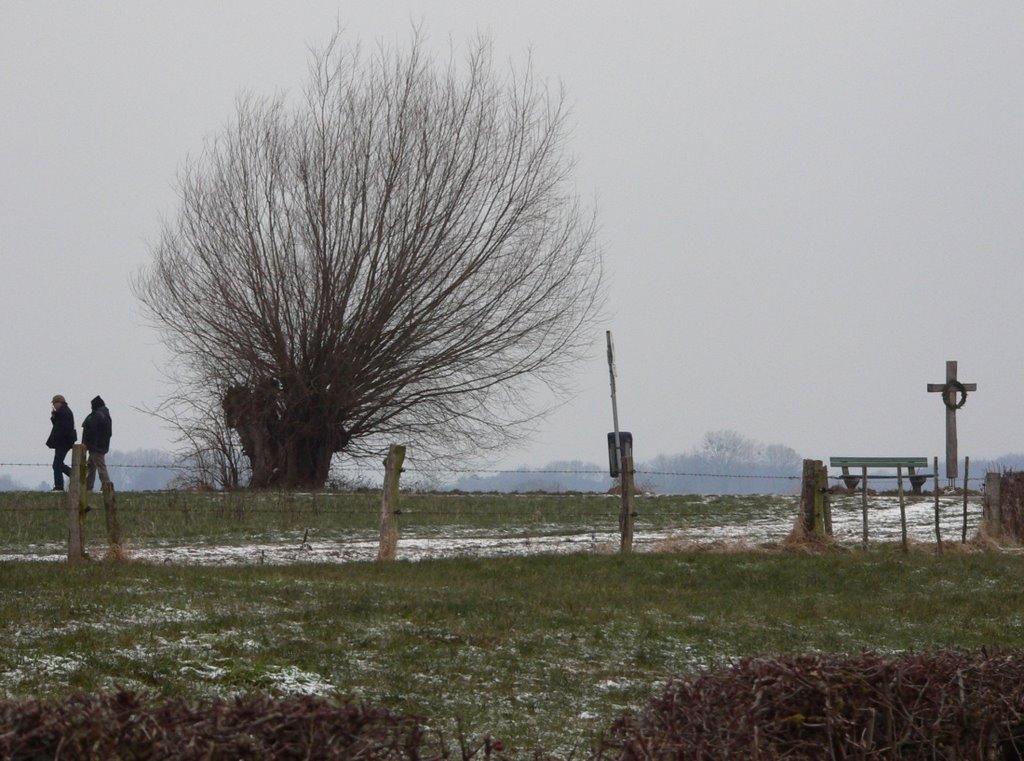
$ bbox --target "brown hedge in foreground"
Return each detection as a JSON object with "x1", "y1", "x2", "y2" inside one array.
[
  {"x1": 7, "y1": 652, "x2": 1024, "y2": 760},
  {"x1": 0, "y1": 691, "x2": 446, "y2": 760},
  {"x1": 594, "y1": 650, "x2": 1024, "y2": 761}
]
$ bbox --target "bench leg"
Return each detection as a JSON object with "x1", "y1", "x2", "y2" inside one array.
[
  {"x1": 842, "y1": 466, "x2": 860, "y2": 490},
  {"x1": 909, "y1": 467, "x2": 925, "y2": 495}
]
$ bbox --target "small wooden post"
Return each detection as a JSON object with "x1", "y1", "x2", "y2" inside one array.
[
  {"x1": 619, "y1": 453, "x2": 635, "y2": 553},
  {"x1": 897, "y1": 465, "x2": 908, "y2": 552},
  {"x1": 861, "y1": 465, "x2": 869, "y2": 550},
  {"x1": 933, "y1": 456, "x2": 943, "y2": 550},
  {"x1": 797, "y1": 460, "x2": 829, "y2": 538},
  {"x1": 961, "y1": 456, "x2": 970, "y2": 544},
  {"x1": 821, "y1": 462, "x2": 833, "y2": 536},
  {"x1": 102, "y1": 482, "x2": 125, "y2": 560},
  {"x1": 798, "y1": 459, "x2": 816, "y2": 535},
  {"x1": 378, "y1": 445, "x2": 405, "y2": 561},
  {"x1": 66, "y1": 444, "x2": 87, "y2": 563},
  {"x1": 812, "y1": 461, "x2": 829, "y2": 535},
  {"x1": 984, "y1": 471, "x2": 1001, "y2": 540}
]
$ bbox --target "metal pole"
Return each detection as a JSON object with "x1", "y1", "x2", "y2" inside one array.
[{"x1": 606, "y1": 330, "x2": 623, "y2": 481}]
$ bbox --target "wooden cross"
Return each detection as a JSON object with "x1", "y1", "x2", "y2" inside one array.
[{"x1": 926, "y1": 360, "x2": 976, "y2": 480}]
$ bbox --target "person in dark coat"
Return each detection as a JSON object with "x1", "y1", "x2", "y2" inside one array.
[
  {"x1": 45, "y1": 394, "x2": 76, "y2": 491},
  {"x1": 82, "y1": 395, "x2": 113, "y2": 491}
]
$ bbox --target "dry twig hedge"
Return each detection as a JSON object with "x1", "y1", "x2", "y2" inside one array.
[
  {"x1": 594, "y1": 650, "x2": 1024, "y2": 760},
  {"x1": 0, "y1": 692, "x2": 445, "y2": 760},
  {"x1": 6, "y1": 651, "x2": 1024, "y2": 759}
]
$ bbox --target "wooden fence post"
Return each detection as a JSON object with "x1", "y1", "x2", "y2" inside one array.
[
  {"x1": 819, "y1": 462, "x2": 833, "y2": 536},
  {"x1": 861, "y1": 465, "x2": 869, "y2": 550},
  {"x1": 378, "y1": 445, "x2": 405, "y2": 561},
  {"x1": 983, "y1": 471, "x2": 1002, "y2": 540},
  {"x1": 66, "y1": 444, "x2": 87, "y2": 563},
  {"x1": 798, "y1": 459, "x2": 815, "y2": 535},
  {"x1": 102, "y1": 482, "x2": 126, "y2": 560},
  {"x1": 812, "y1": 461, "x2": 829, "y2": 535},
  {"x1": 797, "y1": 459, "x2": 828, "y2": 538},
  {"x1": 619, "y1": 453, "x2": 635, "y2": 553},
  {"x1": 897, "y1": 465, "x2": 908, "y2": 552},
  {"x1": 929, "y1": 460, "x2": 942, "y2": 548},
  {"x1": 961, "y1": 456, "x2": 970, "y2": 544}
]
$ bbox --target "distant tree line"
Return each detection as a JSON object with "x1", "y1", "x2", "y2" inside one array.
[
  {"x1": 447, "y1": 461, "x2": 609, "y2": 494},
  {"x1": 641, "y1": 430, "x2": 804, "y2": 495},
  {"x1": 446, "y1": 431, "x2": 806, "y2": 495},
  {"x1": 4, "y1": 434, "x2": 1019, "y2": 493},
  {"x1": 443, "y1": 439, "x2": 1024, "y2": 496}
]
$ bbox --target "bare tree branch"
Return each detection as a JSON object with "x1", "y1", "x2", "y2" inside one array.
[{"x1": 134, "y1": 31, "x2": 604, "y2": 488}]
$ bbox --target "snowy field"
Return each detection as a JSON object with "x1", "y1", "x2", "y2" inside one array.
[{"x1": 0, "y1": 493, "x2": 986, "y2": 565}]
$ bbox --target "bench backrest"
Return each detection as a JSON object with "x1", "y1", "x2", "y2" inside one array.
[{"x1": 830, "y1": 457, "x2": 928, "y2": 469}]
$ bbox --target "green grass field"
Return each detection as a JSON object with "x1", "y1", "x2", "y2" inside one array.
[
  {"x1": 1, "y1": 489, "x2": 1022, "y2": 754},
  {"x1": 0, "y1": 489, "x2": 980, "y2": 562}
]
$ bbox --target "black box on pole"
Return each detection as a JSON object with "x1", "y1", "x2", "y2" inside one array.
[{"x1": 607, "y1": 432, "x2": 633, "y2": 478}]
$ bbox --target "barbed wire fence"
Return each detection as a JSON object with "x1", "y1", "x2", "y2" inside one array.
[
  {"x1": 0, "y1": 461, "x2": 991, "y2": 486},
  {"x1": 0, "y1": 455, "x2": 996, "y2": 565}
]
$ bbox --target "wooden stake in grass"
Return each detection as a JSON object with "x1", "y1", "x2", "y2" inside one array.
[
  {"x1": 861, "y1": 465, "x2": 869, "y2": 551},
  {"x1": 790, "y1": 460, "x2": 831, "y2": 544},
  {"x1": 795, "y1": 459, "x2": 830, "y2": 540},
  {"x1": 378, "y1": 445, "x2": 405, "y2": 561},
  {"x1": 66, "y1": 444, "x2": 87, "y2": 563},
  {"x1": 897, "y1": 465, "x2": 907, "y2": 552},
  {"x1": 934, "y1": 455, "x2": 943, "y2": 551},
  {"x1": 619, "y1": 452, "x2": 635, "y2": 553},
  {"x1": 962, "y1": 456, "x2": 970, "y2": 543},
  {"x1": 984, "y1": 471, "x2": 1001, "y2": 541},
  {"x1": 102, "y1": 482, "x2": 127, "y2": 561}
]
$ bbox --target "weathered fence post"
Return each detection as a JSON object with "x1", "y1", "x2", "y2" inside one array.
[
  {"x1": 378, "y1": 445, "x2": 405, "y2": 561},
  {"x1": 795, "y1": 459, "x2": 830, "y2": 540},
  {"x1": 66, "y1": 444, "x2": 87, "y2": 563},
  {"x1": 796, "y1": 459, "x2": 814, "y2": 538},
  {"x1": 933, "y1": 456, "x2": 942, "y2": 550},
  {"x1": 861, "y1": 465, "x2": 869, "y2": 550},
  {"x1": 619, "y1": 453, "x2": 635, "y2": 553},
  {"x1": 897, "y1": 465, "x2": 908, "y2": 552},
  {"x1": 813, "y1": 461, "x2": 829, "y2": 536},
  {"x1": 983, "y1": 471, "x2": 1002, "y2": 540},
  {"x1": 822, "y1": 463, "x2": 833, "y2": 536},
  {"x1": 102, "y1": 482, "x2": 125, "y2": 560},
  {"x1": 961, "y1": 456, "x2": 970, "y2": 544}
]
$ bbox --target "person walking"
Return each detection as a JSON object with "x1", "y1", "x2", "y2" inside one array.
[
  {"x1": 46, "y1": 395, "x2": 76, "y2": 491},
  {"x1": 82, "y1": 395, "x2": 113, "y2": 492}
]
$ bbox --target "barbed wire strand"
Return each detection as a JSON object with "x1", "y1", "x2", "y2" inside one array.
[{"x1": 0, "y1": 462, "x2": 989, "y2": 484}]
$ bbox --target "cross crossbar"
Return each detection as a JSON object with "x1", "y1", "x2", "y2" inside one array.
[{"x1": 830, "y1": 457, "x2": 928, "y2": 469}]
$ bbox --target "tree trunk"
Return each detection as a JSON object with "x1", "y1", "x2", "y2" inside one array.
[{"x1": 281, "y1": 435, "x2": 335, "y2": 490}]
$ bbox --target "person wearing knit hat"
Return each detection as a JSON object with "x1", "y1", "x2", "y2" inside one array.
[
  {"x1": 45, "y1": 395, "x2": 77, "y2": 491},
  {"x1": 82, "y1": 395, "x2": 113, "y2": 492}
]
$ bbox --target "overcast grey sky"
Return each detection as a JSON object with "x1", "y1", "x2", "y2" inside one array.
[{"x1": 2, "y1": 2, "x2": 1022, "y2": 485}]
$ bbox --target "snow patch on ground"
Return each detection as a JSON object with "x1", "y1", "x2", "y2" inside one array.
[{"x1": 0, "y1": 495, "x2": 984, "y2": 566}]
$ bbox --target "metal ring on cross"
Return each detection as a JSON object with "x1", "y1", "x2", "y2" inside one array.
[{"x1": 943, "y1": 380, "x2": 968, "y2": 410}]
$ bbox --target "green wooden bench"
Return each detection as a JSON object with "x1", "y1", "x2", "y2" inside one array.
[{"x1": 829, "y1": 457, "x2": 932, "y2": 495}]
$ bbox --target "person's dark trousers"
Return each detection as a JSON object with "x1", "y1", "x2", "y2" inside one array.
[{"x1": 52, "y1": 447, "x2": 72, "y2": 489}]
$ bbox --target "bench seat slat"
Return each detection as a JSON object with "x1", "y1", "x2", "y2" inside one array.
[
  {"x1": 838, "y1": 473, "x2": 933, "y2": 480},
  {"x1": 830, "y1": 457, "x2": 929, "y2": 468}
]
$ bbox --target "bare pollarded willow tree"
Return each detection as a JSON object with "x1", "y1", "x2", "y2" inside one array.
[{"x1": 134, "y1": 33, "x2": 604, "y2": 489}]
